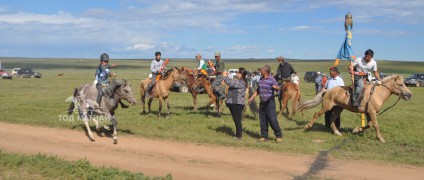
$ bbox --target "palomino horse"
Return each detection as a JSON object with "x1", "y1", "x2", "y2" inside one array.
[
  {"x1": 297, "y1": 75, "x2": 412, "y2": 142},
  {"x1": 277, "y1": 81, "x2": 301, "y2": 119},
  {"x1": 140, "y1": 68, "x2": 184, "y2": 118},
  {"x1": 67, "y1": 79, "x2": 137, "y2": 144}
]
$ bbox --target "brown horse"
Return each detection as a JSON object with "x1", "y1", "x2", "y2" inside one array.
[
  {"x1": 180, "y1": 67, "x2": 225, "y2": 114},
  {"x1": 297, "y1": 75, "x2": 412, "y2": 142},
  {"x1": 277, "y1": 81, "x2": 301, "y2": 119},
  {"x1": 140, "y1": 68, "x2": 183, "y2": 118}
]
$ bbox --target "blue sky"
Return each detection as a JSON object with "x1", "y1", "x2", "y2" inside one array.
[{"x1": 0, "y1": 0, "x2": 423, "y2": 61}]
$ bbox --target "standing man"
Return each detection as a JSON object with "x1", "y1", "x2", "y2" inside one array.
[
  {"x1": 195, "y1": 53, "x2": 207, "y2": 77},
  {"x1": 248, "y1": 65, "x2": 283, "y2": 143},
  {"x1": 146, "y1": 51, "x2": 164, "y2": 96},
  {"x1": 322, "y1": 67, "x2": 345, "y2": 129},
  {"x1": 349, "y1": 49, "x2": 382, "y2": 108},
  {"x1": 314, "y1": 72, "x2": 322, "y2": 94},
  {"x1": 274, "y1": 56, "x2": 295, "y2": 85},
  {"x1": 212, "y1": 52, "x2": 226, "y2": 100}
]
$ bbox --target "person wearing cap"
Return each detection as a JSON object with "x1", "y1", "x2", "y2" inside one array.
[
  {"x1": 248, "y1": 65, "x2": 283, "y2": 143},
  {"x1": 314, "y1": 72, "x2": 323, "y2": 95},
  {"x1": 274, "y1": 56, "x2": 295, "y2": 85},
  {"x1": 94, "y1": 53, "x2": 116, "y2": 105},
  {"x1": 146, "y1": 51, "x2": 164, "y2": 96},
  {"x1": 212, "y1": 52, "x2": 226, "y2": 100},
  {"x1": 349, "y1": 49, "x2": 382, "y2": 108},
  {"x1": 323, "y1": 67, "x2": 345, "y2": 129},
  {"x1": 195, "y1": 54, "x2": 207, "y2": 77}
]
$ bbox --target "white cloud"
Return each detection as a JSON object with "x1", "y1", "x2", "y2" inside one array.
[
  {"x1": 289, "y1": 26, "x2": 316, "y2": 31},
  {"x1": 126, "y1": 44, "x2": 155, "y2": 51}
]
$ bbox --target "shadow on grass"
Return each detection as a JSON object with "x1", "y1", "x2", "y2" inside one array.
[
  {"x1": 244, "y1": 129, "x2": 261, "y2": 139},
  {"x1": 293, "y1": 137, "x2": 350, "y2": 180},
  {"x1": 209, "y1": 125, "x2": 234, "y2": 137}
]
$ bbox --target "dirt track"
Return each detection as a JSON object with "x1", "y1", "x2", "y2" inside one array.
[{"x1": 0, "y1": 122, "x2": 423, "y2": 180}]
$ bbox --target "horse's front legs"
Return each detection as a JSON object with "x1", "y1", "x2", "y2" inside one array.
[
  {"x1": 165, "y1": 97, "x2": 170, "y2": 118},
  {"x1": 158, "y1": 97, "x2": 163, "y2": 118},
  {"x1": 110, "y1": 115, "x2": 118, "y2": 144}
]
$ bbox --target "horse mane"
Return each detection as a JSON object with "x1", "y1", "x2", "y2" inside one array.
[{"x1": 382, "y1": 74, "x2": 401, "y2": 83}]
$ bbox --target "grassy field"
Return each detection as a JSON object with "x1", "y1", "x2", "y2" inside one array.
[
  {"x1": 0, "y1": 150, "x2": 170, "y2": 179},
  {"x1": 0, "y1": 58, "x2": 423, "y2": 167}
]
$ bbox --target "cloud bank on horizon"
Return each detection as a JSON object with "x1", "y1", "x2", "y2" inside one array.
[{"x1": 0, "y1": 0, "x2": 422, "y2": 61}]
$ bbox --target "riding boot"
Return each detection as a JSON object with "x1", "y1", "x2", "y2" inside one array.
[
  {"x1": 353, "y1": 93, "x2": 361, "y2": 108},
  {"x1": 107, "y1": 83, "x2": 116, "y2": 97},
  {"x1": 146, "y1": 84, "x2": 152, "y2": 97}
]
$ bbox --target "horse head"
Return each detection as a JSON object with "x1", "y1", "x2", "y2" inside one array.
[
  {"x1": 382, "y1": 74, "x2": 412, "y2": 101},
  {"x1": 113, "y1": 79, "x2": 137, "y2": 106}
]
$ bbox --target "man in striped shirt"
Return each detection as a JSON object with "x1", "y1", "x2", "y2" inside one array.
[{"x1": 249, "y1": 65, "x2": 283, "y2": 143}]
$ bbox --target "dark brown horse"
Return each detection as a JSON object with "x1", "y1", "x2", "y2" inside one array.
[{"x1": 297, "y1": 75, "x2": 412, "y2": 142}]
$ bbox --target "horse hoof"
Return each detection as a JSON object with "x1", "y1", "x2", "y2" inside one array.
[
  {"x1": 352, "y1": 127, "x2": 360, "y2": 134},
  {"x1": 334, "y1": 131, "x2": 342, "y2": 136},
  {"x1": 113, "y1": 136, "x2": 118, "y2": 144},
  {"x1": 304, "y1": 124, "x2": 311, "y2": 129},
  {"x1": 377, "y1": 136, "x2": 386, "y2": 143}
]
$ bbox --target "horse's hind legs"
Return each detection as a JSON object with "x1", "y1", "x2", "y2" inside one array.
[
  {"x1": 305, "y1": 108, "x2": 327, "y2": 129},
  {"x1": 330, "y1": 107, "x2": 343, "y2": 136}
]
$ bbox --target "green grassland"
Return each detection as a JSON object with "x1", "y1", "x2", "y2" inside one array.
[
  {"x1": 0, "y1": 150, "x2": 170, "y2": 180},
  {"x1": 0, "y1": 58, "x2": 423, "y2": 166}
]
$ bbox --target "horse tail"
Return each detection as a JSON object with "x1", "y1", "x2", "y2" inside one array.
[
  {"x1": 67, "y1": 88, "x2": 78, "y2": 115},
  {"x1": 297, "y1": 90, "x2": 326, "y2": 112},
  {"x1": 291, "y1": 85, "x2": 301, "y2": 115}
]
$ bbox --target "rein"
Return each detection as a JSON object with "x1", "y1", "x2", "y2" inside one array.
[{"x1": 364, "y1": 79, "x2": 403, "y2": 116}]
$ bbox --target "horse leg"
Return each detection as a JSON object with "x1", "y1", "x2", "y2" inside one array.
[
  {"x1": 305, "y1": 107, "x2": 329, "y2": 129},
  {"x1": 330, "y1": 107, "x2": 343, "y2": 136},
  {"x1": 148, "y1": 98, "x2": 153, "y2": 115},
  {"x1": 91, "y1": 117, "x2": 100, "y2": 131},
  {"x1": 141, "y1": 92, "x2": 146, "y2": 114},
  {"x1": 110, "y1": 115, "x2": 118, "y2": 144},
  {"x1": 281, "y1": 96, "x2": 290, "y2": 117},
  {"x1": 158, "y1": 97, "x2": 163, "y2": 118},
  {"x1": 165, "y1": 97, "x2": 170, "y2": 118},
  {"x1": 369, "y1": 111, "x2": 385, "y2": 143},
  {"x1": 278, "y1": 93, "x2": 283, "y2": 116},
  {"x1": 352, "y1": 113, "x2": 373, "y2": 133},
  {"x1": 192, "y1": 92, "x2": 198, "y2": 111},
  {"x1": 83, "y1": 117, "x2": 95, "y2": 141}
]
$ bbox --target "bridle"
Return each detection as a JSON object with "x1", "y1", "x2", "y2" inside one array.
[{"x1": 365, "y1": 77, "x2": 404, "y2": 116}]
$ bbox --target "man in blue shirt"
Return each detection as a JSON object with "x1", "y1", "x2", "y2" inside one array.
[{"x1": 322, "y1": 67, "x2": 345, "y2": 129}]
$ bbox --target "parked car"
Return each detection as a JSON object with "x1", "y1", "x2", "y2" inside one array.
[
  {"x1": 404, "y1": 73, "x2": 424, "y2": 87},
  {"x1": 17, "y1": 68, "x2": 42, "y2": 78},
  {"x1": 228, "y1": 69, "x2": 238, "y2": 79},
  {"x1": 172, "y1": 81, "x2": 189, "y2": 93},
  {"x1": 0, "y1": 69, "x2": 13, "y2": 79},
  {"x1": 11, "y1": 68, "x2": 21, "y2": 76},
  {"x1": 304, "y1": 71, "x2": 319, "y2": 83},
  {"x1": 418, "y1": 79, "x2": 424, "y2": 88}
]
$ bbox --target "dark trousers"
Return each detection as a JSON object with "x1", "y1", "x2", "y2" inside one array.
[
  {"x1": 96, "y1": 83, "x2": 105, "y2": 104},
  {"x1": 226, "y1": 103, "x2": 245, "y2": 138},
  {"x1": 325, "y1": 108, "x2": 340, "y2": 129},
  {"x1": 259, "y1": 99, "x2": 282, "y2": 138}
]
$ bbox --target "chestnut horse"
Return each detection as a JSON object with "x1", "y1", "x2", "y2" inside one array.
[
  {"x1": 297, "y1": 75, "x2": 412, "y2": 142},
  {"x1": 277, "y1": 81, "x2": 301, "y2": 119}
]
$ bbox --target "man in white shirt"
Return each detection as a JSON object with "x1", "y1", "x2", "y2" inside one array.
[
  {"x1": 323, "y1": 67, "x2": 345, "y2": 129},
  {"x1": 349, "y1": 49, "x2": 382, "y2": 107},
  {"x1": 291, "y1": 72, "x2": 299, "y2": 85}
]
